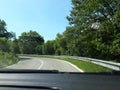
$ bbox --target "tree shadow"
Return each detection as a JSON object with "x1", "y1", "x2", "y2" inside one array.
[{"x1": 20, "y1": 57, "x2": 32, "y2": 60}]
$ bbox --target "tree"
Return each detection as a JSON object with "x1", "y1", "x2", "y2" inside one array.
[
  {"x1": 0, "y1": 38, "x2": 10, "y2": 52},
  {"x1": 19, "y1": 30, "x2": 44, "y2": 54},
  {"x1": 0, "y1": 19, "x2": 14, "y2": 39},
  {"x1": 10, "y1": 39, "x2": 20, "y2": 54},
  {"x1": 42, "y1": 40, "x2": 55, "y2": 55},
  {"x1": 65, "y1": 0, "x2": 120, "y2": 61},
  {"x1": 0, "y1": 19, "x2": 15, "y2": 52},
  {"x1": 54, "y1": 33, "x2": 67, "y2": 55},
  {"x1": 0, "y1": 19, "x2": 7, "y2": 37}
]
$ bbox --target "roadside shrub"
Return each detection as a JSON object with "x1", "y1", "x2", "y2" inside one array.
[{"x1": 0, "y1": 50, "x2": 19, "y2": 68}]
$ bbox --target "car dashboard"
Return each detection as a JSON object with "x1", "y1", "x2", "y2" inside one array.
[{"x1": 0, "y1": 69, "x2": 120, "y2": 90}]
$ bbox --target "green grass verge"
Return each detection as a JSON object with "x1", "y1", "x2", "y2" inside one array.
[
  {"x1": 20, "y1": 55, "x2": 112, "y2": 72},
  {"x1": 47, "y1": 57, "x2": 112, "y2": 72},
  {"x1": 0, "y1": 52, "x2": 19, "y2": 68},
  {"x1": 58, "y1": 58, "x2": 112, "y2": 72}
]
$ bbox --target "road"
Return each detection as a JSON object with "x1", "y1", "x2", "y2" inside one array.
[{"x1": 6, "y1": 56, "x2": 83, "y2": 72}]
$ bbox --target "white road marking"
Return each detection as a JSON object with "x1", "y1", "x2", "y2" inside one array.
[
  {"x1": 63, "y1": 60, "x2": 84, "y2": 72},
  {"x1": 6, "y1": 56, "x2": 84, "y2": 72},
  {"x1": 38, "y1": 60, "x2": 44, "y2": 69}
]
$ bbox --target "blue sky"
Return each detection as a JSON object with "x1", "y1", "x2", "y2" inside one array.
[{"x1": 0, "y1": 0, "x2": 72, "y2": 41}]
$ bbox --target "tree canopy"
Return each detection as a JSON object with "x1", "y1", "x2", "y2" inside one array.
[
  {"x1": 43, "y1": 0, "x2": 120, "y2": 62},
  {"x1": 0, "y1": 19, "x2": 14, "y2": 39},
  {"x1": 19, "y1": 30, "x2": 44, "y2": 54}
]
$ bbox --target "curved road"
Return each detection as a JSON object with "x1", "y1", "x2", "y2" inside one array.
[{"x1": 7, "y1": 56, "x2": 83, "y2": 72}]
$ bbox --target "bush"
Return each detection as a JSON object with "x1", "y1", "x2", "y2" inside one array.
[{"x1": 0, "y1": 50, "x2": 19, "y2": 68}]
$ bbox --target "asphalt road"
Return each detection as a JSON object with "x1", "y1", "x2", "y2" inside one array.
[{"x1": 7, "y1": 56, "x2": 83, "y2": 72}]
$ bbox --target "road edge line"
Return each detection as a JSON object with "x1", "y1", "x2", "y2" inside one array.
[
  {"x1": 38, "y1": 60, "x2": 44, "y2": 69},
  {"x1": 63, "y1": 60, "x2": 84, "y2": 72}
]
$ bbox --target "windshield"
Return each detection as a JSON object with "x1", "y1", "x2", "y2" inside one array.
[{"x1": 0, "y1": 0, "x2": 120, "y2": 73}]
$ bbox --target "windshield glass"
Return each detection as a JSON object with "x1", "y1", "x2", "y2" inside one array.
[{"x1": 0, "y1": 0, "x2": 120, "y2": 73}]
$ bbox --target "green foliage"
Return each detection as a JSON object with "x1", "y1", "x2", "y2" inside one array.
[
  {"x1": 54, "y1": 33, "x2": 67, "y2": 55},
  {"x1": 48, "y1": 0, "x2": 120, "y2": 62},
  {"x1": 0, "y1": 51, "x2": 19, "y2": 68},
  {"x1": 0, "y1": 19, "x2": 8, "y2": 38},
  {"x1": 18, "y1": 30, "x2": 44, "y2": 54},
  {"x1": 10, "y1": 39, "x2": 20, "y2": 54},
  {"x1": 42, "y1": 40, "x2": 55, "y2": 55},
  {"x1": 0, "y1": 19, "x2": 19, "y2": 67},
  {"x1": 0, "y1": 19, "x2": 15, "y2": 39},
  {"x1": 0, "y1": 38, "x2": 10, "y2": 52}
]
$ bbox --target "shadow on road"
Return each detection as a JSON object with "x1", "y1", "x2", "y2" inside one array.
[{"x1": 19, "y1": 57, "x2": 32, "y2": 60}]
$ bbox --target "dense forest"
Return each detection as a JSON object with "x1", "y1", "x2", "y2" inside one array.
[{"x1": 0, "y1": 0, "x2": 120, "y2": 62}]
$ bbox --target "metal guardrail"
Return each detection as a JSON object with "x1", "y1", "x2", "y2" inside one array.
[
  {"x1": 19, "y1": 54, "x2": 120, "y2": 71},
  {"x1": 54, "y1": 56, "x2": 120, "y2": 71}
]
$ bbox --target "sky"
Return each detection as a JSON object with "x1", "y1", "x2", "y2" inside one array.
[{"x1": 0, "y1": 0, "x2": 72, "y2": 41}]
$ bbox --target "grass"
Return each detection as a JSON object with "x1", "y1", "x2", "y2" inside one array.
[
  {"x1": 58, "y1": 58, "x2": 112, "y2": 72},
  {"x1": 20, "y1": 55, "x2": 112, "y2": 72}
]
